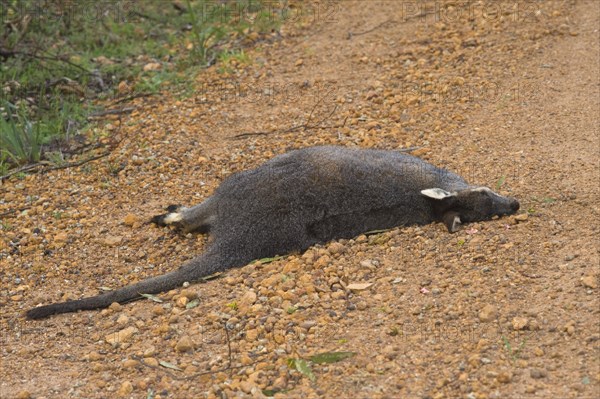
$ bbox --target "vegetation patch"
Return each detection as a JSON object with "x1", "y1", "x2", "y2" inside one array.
[{"x1": 1, "y1": 0, "x2": 283, "y2": 175}]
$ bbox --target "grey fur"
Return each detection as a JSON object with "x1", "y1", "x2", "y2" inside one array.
[{"x1": 26, "y1": 146, "x2": 519, "y2": 319}]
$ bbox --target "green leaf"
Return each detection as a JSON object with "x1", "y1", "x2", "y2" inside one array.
[
  {"x1": 140, "y1": 293, "x2": 163, "y2": 303},
  {"x1": 364, "y1": 228, "x2": 392, "y2": 236},
  {"x1": 388, "y1": 327, "x2": 399, "y2": 336},
  {"x1": 502, "y1": 336, "x2": 512, "y2": 352},
  {"x1": 288, "y1": 358, "x2": 315, "y2": 382},
  {"x1": 310, "y1": 351, "x2": 356, "y2": 364},
  {"x1": 582, "y1": 376, "x2": 590, "y2": 385},
  {"x1": 253, "y1": 255, "x2": 284, "y2": 264},
  {"x1": 201, "y1": 272, "x2": 222, "y2": 281},
  {"x1": 295, "y1": 359, "x2": 316, "y2": 382},
  {"x1": 496, "y1": 175, "x2": 506, "y2": 190},
  {"x1": 286, "y1": 306, "x2": 297, "y2": 314},
  {"x1": 158, "y1": 360, "x2": 182, "y2": 371},
  {"x1": 186, "y1": 299, "x2": 200, "y2": 309}
]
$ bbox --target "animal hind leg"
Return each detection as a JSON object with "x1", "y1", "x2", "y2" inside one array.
[{"x1": 151, "y1": 197, "x2": 217, "y2": 233}]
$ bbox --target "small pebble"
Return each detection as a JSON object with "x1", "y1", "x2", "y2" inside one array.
[
  {"x1": 180, "y1": 288, "x2": 198, "y2": 300},
  {"x1": 512, "y1": 317, "x2": 529, "y2": 330},
  {"x1": 478, "y1": 304, "x2": 496, "y2": 323},
  {"x1": 105, "y1": 326, "x2": 138, "y2": 345},
  {"x1": 109, "y1": 302, "x2": 122, "y2": 312},
  {"x1": 88, "y1": 351, "x2": 103, "y2": 361},
  {"x1": 534, "y1": 347, "x2": 544, "y2": 356},
  {"x1": 123, "y1": 359, "x2": 139, "y2": 368},
  {"x1": 238, "y1": 290, "x2": 257, "y2": 312},
  {"x1": 144, "y1": 357, "x2": 159, "y2": 367},
  {"x1": 117, "y1": 381, "x2": 133, "y2": 397},
  {"x1": 245, "y1": 329, "x2": 259, "y2": 342},
  {"x1": 240, "y1": 354, "x2": 253, "y2": 365},
  {"x1": 54, "y1": 232, "x2": 68, "y2": 243},
  {"x1": 328, "y1": 242, "x2": 346, "y2": 255},
  {"x1": 152, "y1": 305, "x2": 165, "y2": 316},
  {"x1": 16, "y1": 390, "x2": 31, "y2": 399},
  {"x1": 515, "y1": 214, "x2": 528, "y2": 222},
  {"x1": 272, "y1": 376, "x2": 287, "y2": 390},
  {"x1": 175, "y1": 296, "x2": 188, "y2": 308},
  {"x1": 103, "y1": 235, "x2": 123, "y2": 247},
  {"x1": 530, "y1": 368, "x2": 548, "y2": 379},
  {"x1": 240, "y1": 380, "x2": 255, "y2": 394},
  {"x1": 116, "y1": 314, "x2": 129, "y2": 325},
  {"x1": 581, "y1": 275, "x2": 597, "y2": 289},
  {"x1": 143, "y1": 345, "x2": 156, "y2": 357},
  {"x1": 123, "y1": 214, "x2": 138, "y2": 226},
  {"x1": 497, "y1": 371, "x2": 512, "y2": 383},
  {"x1": 175, "y1": 335, "x2": 194, "y2": 352}
]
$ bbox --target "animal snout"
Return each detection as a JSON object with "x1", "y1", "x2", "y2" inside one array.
[{"x1": 510, "y1": 198, "x2": 520, "y2": 212}]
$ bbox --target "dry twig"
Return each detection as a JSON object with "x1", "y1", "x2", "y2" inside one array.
[
  {"x1": 131, "y1": 322, "x2": 253, "y2": 381},
  {"x1": 42, "y1": 151, "x2": 112, "y2": 172},
  {"x1": 0, "y1": 207, "x2": 31, "y2": 218},
  {"x1": 517, "y1": 269, "x2": 543, "y2": 279},
  {"x1": 232, "y1": 89, "x2": 339, "y2": 139},
  {"x1": 88, "y1": 107, "x2": 135, "y2": 118},
  {"x1": 347, "y1": 19, "x2": 397, "y2": 38},
  {"x1": 112, "y1": 93, "x2": 156, "y2": 105},
  {"x1": 0, "y1": 48, "x2": 92, "y2": 73}
]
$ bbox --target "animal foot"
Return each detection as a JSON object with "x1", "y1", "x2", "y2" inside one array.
[
  {"x1": 165, "y1": 204, "x2": 182, "y2": 213},
  {"x1": 150, "y1": 204, "x2": 184, "y2": 228}
]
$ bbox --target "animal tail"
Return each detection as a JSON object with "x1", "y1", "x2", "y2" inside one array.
[{"x1": 26, "y1": 245, "x2": 231, "y2": 319}]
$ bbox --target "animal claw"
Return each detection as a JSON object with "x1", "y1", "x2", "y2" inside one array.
[
  {"x1": 166, "y1": 204, "x2": 182, "y2": 212},
  {"x1": 150, "y1": 214, "x2": 168, "y2": 226}
]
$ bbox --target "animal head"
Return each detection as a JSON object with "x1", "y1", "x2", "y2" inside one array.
[{"x1": 421, "y1": 187, "x2": 520, "y2": 232}]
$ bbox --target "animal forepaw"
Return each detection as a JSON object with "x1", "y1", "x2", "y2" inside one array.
[{"x1": 442, "y1": 211, "x2": 462, "y2": 233}]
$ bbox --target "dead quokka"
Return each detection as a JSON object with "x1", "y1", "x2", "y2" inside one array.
[{"x1": 26, "y1": 146, "x2": 519, "y2": 319}]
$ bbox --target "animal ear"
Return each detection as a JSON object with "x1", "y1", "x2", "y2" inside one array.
[{"x1": 420, "y1": 188, "x2": 456, "y2": 200}]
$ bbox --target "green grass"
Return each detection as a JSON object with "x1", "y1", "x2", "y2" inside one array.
[
  {"x1": 1, "y1": 0, "x2": 282, "y2": 171},
  {"x1": 502, "y1": 336, "x2": 527, "y2": 362},
  {"x1": 0, "y1": 102, "x2": 45, "y2": 166},
  {"x1": 286, "y1": 306, "x2": 297, "y2": 314},
  {"x1": 495, "y1": 175, "x2": 506, "y2": 190},
  {"x1": 218, "y1": 49, "x2": 252, "y2": 73},
  {"x1": 0, "y1": 221, "x2": 14, "y2": 231}
]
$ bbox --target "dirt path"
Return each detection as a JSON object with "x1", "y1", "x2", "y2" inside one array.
[{"x1": 1, "y1": 1, "x2": 598, "y2": 398}]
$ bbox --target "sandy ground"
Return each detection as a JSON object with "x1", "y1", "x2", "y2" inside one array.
[{"x1": 1, "y1": 1, "x2": 599, "y2": 398}]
